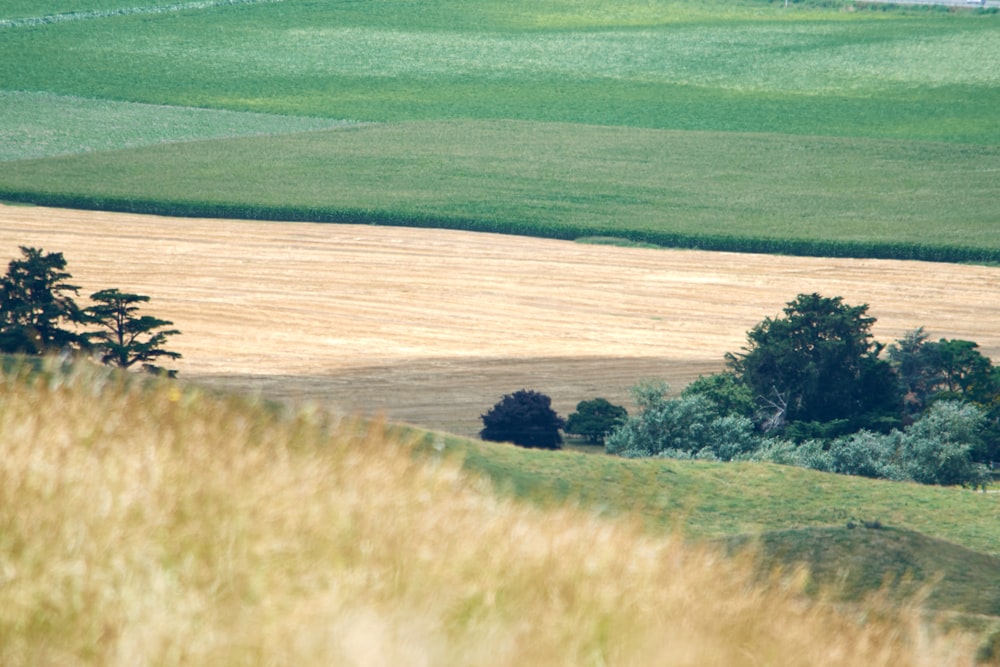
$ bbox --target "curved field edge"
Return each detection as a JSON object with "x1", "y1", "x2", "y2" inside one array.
[
  {"x1": 0, "y1": 358, "x2": 995, "y2": 663},
  {"x1": 2, "y1": 120, "x2": 999, "y2": 264},
  {"x1": 410, "y1": 429, "x2": 1000, "y2": 623},
  {"x1": 414, "y1": 431, "x2": 1000, "y2": 557}
]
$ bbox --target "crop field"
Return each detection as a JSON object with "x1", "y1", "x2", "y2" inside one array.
[
  {"x1": 4, "y1": 120, "x2": 999, "y2": 259},
  {"x1": 0, "y1": 91, "x2": 360, "y2": 161},
  {"x1": 2, "y1": 0, "x2": 999, "y2": 260},
  {"x1": 5, "y1": 204, "x2": 998, "y2": 437}
]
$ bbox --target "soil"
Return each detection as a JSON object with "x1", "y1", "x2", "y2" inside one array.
[{"x1": 3, "y1": 204, "x2": 998, "y2": 437}]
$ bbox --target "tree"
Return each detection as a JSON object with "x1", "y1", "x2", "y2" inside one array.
[
  {"x1": 899, "y1": 401, "x2": 991, "y2": 488},
  {"x1": 565, "y1": 397, "x2": 627, "y2": 444},
  {"x1": 887, "y1": 327, "x2": 939, "y2": 415},
  {"x1": 0, "y1": 246, "x2": 87, "y2": 354},
  {"x1": 84, "y1": 288, "x2": 182, "y2": 376},
  {"x1": 889, "y1": 330, "x2": 999, "y2": 412},
  {"x1": 480, "y1": 389, "x2": 565, "y2": 449},
  {"x1": 726, "y1": 293, "x2": 900, "y2": 434},
  {"x1": 605, "y1": 382, "x2": 761, "y2": 460},
  {"x1": 681, "y1": 372, "x2": 756, "y2": 419}
]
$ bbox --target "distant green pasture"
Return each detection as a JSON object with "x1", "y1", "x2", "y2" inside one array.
[
  {"x1": 0, "y1": 91, "x2": 359, "y2": 161},
  {"x1": 2, "y1": 0, "x2": 997, "y2": 142},
  {"x1": 2, "y1": 0, "x2": 998, "y2": 260},
  {"x1": 0, "y1": 0, "x2": 277, "y2": 22},
  {"x1": 4, "y1": 120, "x2": 997, "y2": 256},
  {"x1": 421, "y1": 431, "x2": 1000, "y2": 556}
]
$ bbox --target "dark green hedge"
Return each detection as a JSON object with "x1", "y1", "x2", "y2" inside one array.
[{"x1": 5, "y1": 190, "x2": 998, "y2": 265}]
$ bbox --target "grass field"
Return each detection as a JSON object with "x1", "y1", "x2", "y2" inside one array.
[
  {"x1": 2, "y1": 0, "x2": 999, "y2": 260},
  {"x1": 6, "y1": 206, "x2": 999, "y2": 437},
  {"x1": 0, "y1": 91, "x2": 360, "y2": 161},
  {"x1": 4, "y1": 2, "x2": 1000, "y2": 658},
  {"x1": 3, "y1": 121, "x2": 998, "y2": 257},
  {"x1": 0, "y1": 359, "x2": 991, "y2": 665}
]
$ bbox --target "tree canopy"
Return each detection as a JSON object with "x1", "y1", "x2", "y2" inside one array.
[
  {"x1": 0, "y1": 247, "x2": 181, "y2": 376},
  {"x1": 0, "y1": 246, "x2": 86, "y2": 354},
  {"x1": 480, "y1": 389, "x2": 565, "y2": 449},
  {"x1": 726, "y1": 293, "x2": 899, "y2": 434},
  {"x1": 565, "y1": 397, "x2": 627, "y2": 444},
  {"x1": 84, "y1": 288, "x2": 182, "y2": 376}
]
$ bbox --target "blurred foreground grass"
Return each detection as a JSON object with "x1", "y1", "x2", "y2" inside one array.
[{"x1": 0, "y1": 358, "x2": 987, "y2": 665}]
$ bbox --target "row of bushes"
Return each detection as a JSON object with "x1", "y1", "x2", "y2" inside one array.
[
  {"x1": 606, "y1": 389, "x2": 993, "y2": 489},
  {"x1": 4, "y1": 190, "x2": 999, "y2": 265}
]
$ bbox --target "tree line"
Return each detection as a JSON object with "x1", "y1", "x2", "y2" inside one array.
[
  {"x1": 0, "y1": 246, "x2": 181, "y2": 376},
  {"x1": 480, "y1": 293, "x2": 1000, "y2": 488}
]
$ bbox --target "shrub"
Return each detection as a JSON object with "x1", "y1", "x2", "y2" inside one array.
[
  {"x1": 900, "y1": 401, "x2": 991, "y2": 487},
  {"x1": 605, "y1": 384, "x2": 764, "y2": 460},
  {"x1": 565, "y1": 397, "x2": 627, "y2": 445},
  {"x1": 479, "y1": 389, "x2": 565, "y2": 449}
]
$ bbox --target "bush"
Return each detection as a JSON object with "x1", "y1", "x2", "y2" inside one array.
[
  {"x1": 754, "y1": 401, "x2": 990, "y2": 487},
  {"x1": 480, "y1": 389, "x2": 565, "y2": 449},
  {"x1": 605, "y1": 384, "x2": 763, "y2": 460},
  {"x1": 900, "y1": 401, "x2": 990, "y2": 487},
  {"x1": 565, "y1": 398, "x2": 627, "y2": 445}
]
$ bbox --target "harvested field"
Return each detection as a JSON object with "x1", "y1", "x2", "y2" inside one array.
[{"x1": 3, "y1": 204, "x2": 999, "y2": 437}]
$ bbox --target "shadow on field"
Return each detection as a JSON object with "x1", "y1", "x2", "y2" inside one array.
[{"x1": 186, "y1": 356, "x2": 722, "y2": 438}]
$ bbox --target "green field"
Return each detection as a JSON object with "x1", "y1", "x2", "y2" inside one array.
[
  {"x1": 4, "y1": 120, "x2": 999, "y2": 259},
  {"x1": 2, "y1": 0, "x2": 998, "y2": 261},
  {"x1": 417, "y1": 429, "x2": 1000, "y2": 618}
]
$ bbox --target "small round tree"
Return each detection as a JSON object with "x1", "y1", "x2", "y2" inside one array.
[
  {"x1": 480, "y1": 389, "x2": 565, "y2": 449},
  {"x1": 565, "y1": 397, "x2": 627, "y2": 445}
]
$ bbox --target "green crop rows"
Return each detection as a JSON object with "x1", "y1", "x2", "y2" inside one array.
[{"x1": 2, "y1": 0, "x2": 998, "y2": 261}]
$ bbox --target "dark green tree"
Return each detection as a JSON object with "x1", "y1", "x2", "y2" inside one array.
[
  {"x1": 565, "y1": 397, "x2": 627, "y2": 444},
  {"x1": 889, "y1": 330, "x2": 1000, "y2": 461},
  {"x1": 84, "y1": 288, "x2": 181, "y2": 376},
  {"x1": 887, "y1": 327, "x2": 938, "y2": 415},
  {"x1": 480, "y1": 389, "x2": 565, "y2": 449},
  {"x1": 726, "y1": 293, "x2": 900, "y2": 434},
  {"x1": 0, "y1": 246, "x2": 87, "y2": 354},
  {"x1": 681, "y1": 372, "x2": 756, "y2": 419}
]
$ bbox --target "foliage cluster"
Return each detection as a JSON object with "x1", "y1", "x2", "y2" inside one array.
[
  {"x1": 604, "y1": 293, "x2": 1000, "y2": 488},
  {"x1": 480, "y1": 389, "x2": 566, "y2": 449},
  {"x1": 564, "y1": 397, "x2": 627, "y2": 444},
  {"x1": 0, "y1": 246, "x2": 181, "y2": 375}
]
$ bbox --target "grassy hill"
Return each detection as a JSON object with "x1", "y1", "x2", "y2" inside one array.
[
  {"x1": 0, "y1": 358, "x2": 994, "y2": 664},
  {"x1": 2, "y1": 0, "x2": 998, "y2": 261}
]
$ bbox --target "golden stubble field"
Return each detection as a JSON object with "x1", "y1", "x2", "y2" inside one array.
[{"x1": 3, "y1": 204, "x2": 998, "y2": 436}]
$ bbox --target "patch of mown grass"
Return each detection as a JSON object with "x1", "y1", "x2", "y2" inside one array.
[
  {"x1": 2, "y1": 120, "x2": 997, "y2": 261},
  {"x1": 0, "y1": 91, "x2": 360, "y2": 162}
]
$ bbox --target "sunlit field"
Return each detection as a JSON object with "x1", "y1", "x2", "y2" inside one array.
[
  {"x1": 2, "y1": 0, "x2": 998, "y2": 260},
  {"x1": 0, "y1": 360, "x2": 983, "y2": 665}
]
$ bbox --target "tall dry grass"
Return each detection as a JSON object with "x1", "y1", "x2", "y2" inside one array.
[{"x1": 0, "y1": 360, "x2": 979, "y2": 666}]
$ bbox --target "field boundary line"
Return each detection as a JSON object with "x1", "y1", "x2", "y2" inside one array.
[{"x1": 0, "y1": 0, "x2": 283, "y2": 29}]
